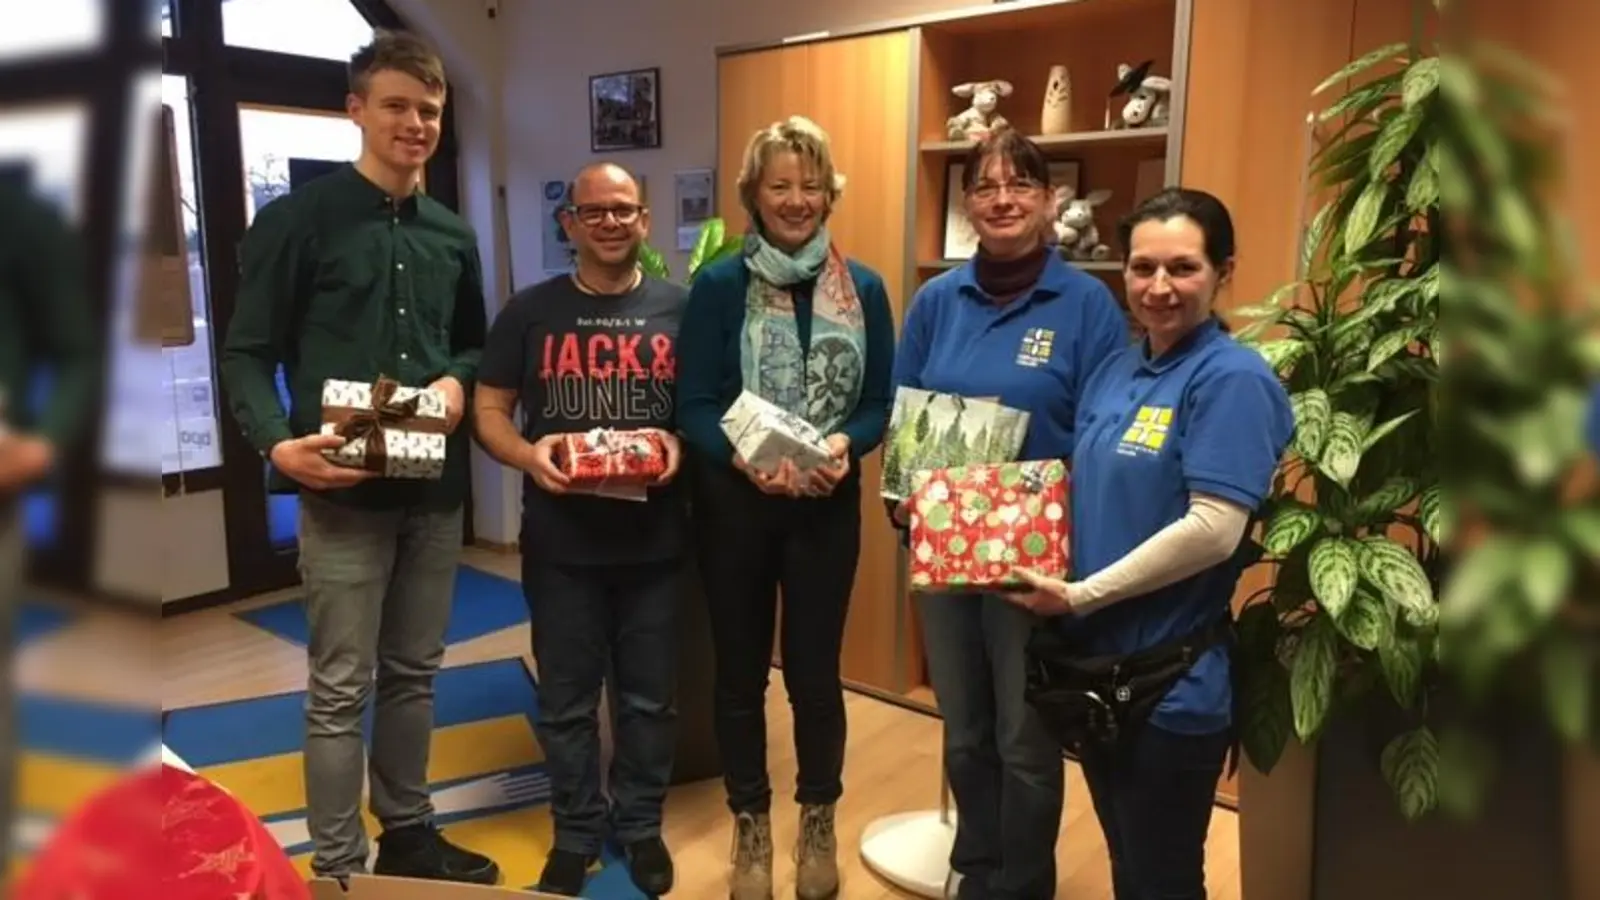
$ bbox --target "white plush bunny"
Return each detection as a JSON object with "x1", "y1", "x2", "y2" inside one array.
[
  {"x1": 1116, "y1": 63, "x2": 1172, "y2": 129},
  {"x1": 1052, "y1": 186, "x2": 1113, "y2": 261},
  {"x1": 946, "y1": 80, "x2": 1014, "y2": 141}
]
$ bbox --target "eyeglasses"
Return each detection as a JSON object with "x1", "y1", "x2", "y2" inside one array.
[
  {"x1": 568, "y1": 203, "x2": 644, "y2": 226},
  {"x1": 967, "y1": 178, "x2": 1043, "y2": 202}
]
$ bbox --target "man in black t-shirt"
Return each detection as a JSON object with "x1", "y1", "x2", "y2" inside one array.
[{"x1": 474, "y1": 162, "x2": 686, "y2": 897}]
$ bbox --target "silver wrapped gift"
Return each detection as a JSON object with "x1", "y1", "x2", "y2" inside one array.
[
  {"x1": 319, "y1": 376, "x2": 448, "y2": 479},
  {"x1": 719, "y1": 390, "x2": 835, "y2": 475}
]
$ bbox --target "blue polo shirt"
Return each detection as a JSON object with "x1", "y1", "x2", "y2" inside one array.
[
  {"x1": 1066, "y1": 317, "x2": 1294, "y2": 734},
  {"x1": 891, "y1": 253, "x2": 1130, "y2": 461}
]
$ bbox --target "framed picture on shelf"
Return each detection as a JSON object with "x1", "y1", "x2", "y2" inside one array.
[
  {"x1": 589, "y1": 67, "x2": 661, "y2": 152},
  {"x1": 941, "y1": 159, "x2": 1080, "y2": 261}
]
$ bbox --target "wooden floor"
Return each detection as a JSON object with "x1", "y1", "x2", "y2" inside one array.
[{"x1": 140, "y1": 547, "x2": 1241, "y2": 898}]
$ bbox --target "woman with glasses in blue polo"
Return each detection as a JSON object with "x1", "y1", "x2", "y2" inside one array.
[
  {"x1": 1010, "y1": 187, "x2": 1294, "y2": 900},
  {"x1": 889, "y1": 129, "x2": 1130, "y2": 900}
]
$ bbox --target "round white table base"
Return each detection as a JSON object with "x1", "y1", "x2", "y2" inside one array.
[{"x1": 859, "y1": 809, "x2": 959, "y2": 898}]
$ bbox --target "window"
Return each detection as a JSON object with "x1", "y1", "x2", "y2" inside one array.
[
  {"x1": 0, "y1": 0, "x2": 105, "y2": 63},
  {"x1": 162, "y1": 0, "x2": 173, "y2": 38},
  {"x1": 223, "y1": 0, "x2": 377, "y2": 62},
  {"x1": 0, "y1": 103, "x2": 87, "y2": 224},
  {"x1": 140, "y1": 75, "x2": 222, "y2": 476}
]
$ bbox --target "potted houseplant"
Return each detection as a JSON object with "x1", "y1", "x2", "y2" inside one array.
[
  {"x1": 1231, "y1": 3, "x2": 1598, "y2": 897},
  {"x1": 638, "y1": 216, "x2": 745, "y2": 284}
]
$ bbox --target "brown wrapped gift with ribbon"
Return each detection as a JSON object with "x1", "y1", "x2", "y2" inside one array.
[{"x1": 318, "y1": 375, "x2": 450, "y2": 479}]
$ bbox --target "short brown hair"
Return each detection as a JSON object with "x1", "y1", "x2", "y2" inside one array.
[
  {"x1": 348, "y1": 29, "x2": 447, "y2": 96},
  {"x1": 960, "y1": 128, "x2": 1049, "y2": 191}
]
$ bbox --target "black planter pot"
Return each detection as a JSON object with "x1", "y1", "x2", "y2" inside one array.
[{"x1": 1310, "y1": 693, "x2": 1566, "y2": 900}]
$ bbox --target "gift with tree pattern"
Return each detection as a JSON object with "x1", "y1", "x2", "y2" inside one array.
[
  {"x1": 881, "y1": 387, "x2": 1031, "y2": 502},
  {"x1": 908, "y1": 460, "x2": 1070, "y2": 592}
]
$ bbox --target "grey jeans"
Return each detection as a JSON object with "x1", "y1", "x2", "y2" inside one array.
[{"x1": 297, "y1": 491, "x2": 463, "y2": 876}]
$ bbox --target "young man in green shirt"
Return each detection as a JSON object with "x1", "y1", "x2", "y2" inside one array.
[
  {"x1": 218, "y1": 31, "x2": 497, "y2": 885},
  {"x1": 0, "y1": 175, "x2": 97, "y2": 879}
]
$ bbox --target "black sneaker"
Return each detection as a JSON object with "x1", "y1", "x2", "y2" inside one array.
[
  {"x1": 624, "y1": 837, "x2": 675, "y2": 896},
  {"x1": 537, "y1": 848, "x2": 596, "y2": 896},
  {"x1": 372, "y1": 823, "x2": 500, "y2": 884}
]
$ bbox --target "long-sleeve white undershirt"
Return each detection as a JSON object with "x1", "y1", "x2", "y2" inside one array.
[{"x1": 1072, "y1": 493, "x2": 1252, "y2": 614}]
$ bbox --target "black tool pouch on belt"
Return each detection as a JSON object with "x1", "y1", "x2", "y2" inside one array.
[{"x1": 1023, "y1": 617, "x2": 1232, "y2": 755}]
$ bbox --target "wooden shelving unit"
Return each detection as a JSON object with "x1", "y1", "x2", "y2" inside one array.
[{"x1": 714, "y1": 0, "x2": 1194, "y2": 710}]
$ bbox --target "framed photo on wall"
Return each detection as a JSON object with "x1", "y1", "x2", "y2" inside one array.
[{"x1": 589, "y1": 67, "x2": 661, "y2": 152}]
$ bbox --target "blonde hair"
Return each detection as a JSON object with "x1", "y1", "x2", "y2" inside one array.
[{"x1": 736, "y1": 115, "x2": 847, "y2": 222}]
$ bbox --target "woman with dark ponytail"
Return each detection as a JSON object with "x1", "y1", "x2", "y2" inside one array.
[{"x1": 1007, "y1": 188, "x2": 1293, "y2": 900}]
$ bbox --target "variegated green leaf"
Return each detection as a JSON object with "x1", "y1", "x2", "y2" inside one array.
[
  {"x1": 1340, "y1": 278, "x2": 1415, "y2": 332},
  {"x1": 1441, "y1": 535, "x2": 1518, "y2": 628},
  {"x1": 1359, "y1": 535, "x2": 1434, "y2": 621},
  {"x1": 1292, "y1": 389, "x2": 1332, "y2": 460},
  {"x1": 1402, "y1": 56, "x2": 1441, "y2": 109},
  {"x1": 1381, "y1": 727, "x2": 1440, "y2": 821},
  {"x1": 1319, "y1": 412, "x2": 1368, "y2": 487},
  {"x1": 1362, "y1": 409, "x2": 1418, "y2": 452},
  {"x1": 1543, "y1": 633, "x2": 1592, "y2": 742},
  {"x1": 1313, "y1": 42, "x2": 1408, "y2": 96},
  {"x1": 1257, "y1": 339, "x2": 1309, "y2": 373},
  {"x1": 1380, "y1": 627, "x2": 1424, "y2": 707},
  {"x1": 1344, "y1": 179, "x2": 1390, "y2": 255},
  {"x1": 1290, "y1": 616, "x2": 1339, "y2": 741},
  {"x1": 1418, "y1": 483, "x2": 1443, "y2": 544},
  {"x1": 1336, "y1": 588, "x2": 1391, "y2": 651},
  {"x1": 1240, "y1": 661, "x2": 1294, "y2": 774},
  {"x1": 1264, "y1": 503, "x2": 1323, "y2": 556},
  {"x1": 1367, "y1": 324, "x2": 1423, "y2": 371},
  {"x1": 1356, "y1": 476, "x2": 1419, "y2": 519},
  {"x1": 1519, "y1": 537, "x2": 1572, "y2": 624},
  {"x1": 1406, "y1": 150, "x2": 1439, "y2": 211},
  {"x1": 1369, "y1": 103, "x2": 1426, "y2": 179},
  {"x1": 1300, "y1": 201, "x2": 1334, "y2": 276},
  {"x1": 1310, "y1": 537, "x2": 1361, "y2": 618}
]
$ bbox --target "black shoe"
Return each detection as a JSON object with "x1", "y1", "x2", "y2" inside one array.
[
  {"x1": 624, "y1": 837, "x2": 675, "y2": 896},
  {"x1": 537, "y1": 848, "x2": 596, "y2": 896},
  {"x1": 372, "y1": 822, "x2": 500, "y2": 885}
]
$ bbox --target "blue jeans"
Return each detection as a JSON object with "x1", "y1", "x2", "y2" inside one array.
[
  {"x1": 1078, "y1": 724, "x2": 1229, "y2": 900},
  {"x1": 919, "y1": 592, "x2": 1064, "y2": 900},
  {"x1": 524, "y1": 558, "x2": 681, "y2": 855}
]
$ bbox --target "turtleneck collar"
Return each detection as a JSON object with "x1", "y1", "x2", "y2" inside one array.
[{"x1": 973, "y1": 243, "x2": 1050, "y2": 302}]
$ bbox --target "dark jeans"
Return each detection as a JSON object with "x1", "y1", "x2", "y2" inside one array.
[
  {"x1": 692, "y1": 462, "x2": 860, "y2": 814},
  {"x1": 1079, "y1": 724, "x2": 1230, "y2": 900},
  {"x1": 920, "y1": 592, "x2": 1064, "y2": 900},
  {"x1": 524, "y1": 556, "x2": 681, "y2": 855}
]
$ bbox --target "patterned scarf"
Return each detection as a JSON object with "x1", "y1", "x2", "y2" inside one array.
[{"x1": 740, "y1": 227, "x2": 868, "y2": 436}]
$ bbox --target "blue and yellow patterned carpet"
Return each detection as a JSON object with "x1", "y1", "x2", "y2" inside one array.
[{"x1": 19, "y1": 567, "x2": 651, "y2": 896}]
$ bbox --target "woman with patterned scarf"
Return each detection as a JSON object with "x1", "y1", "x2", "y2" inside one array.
[{"x1": 676, "y1": 115, "x2": 895, "y2": 900}]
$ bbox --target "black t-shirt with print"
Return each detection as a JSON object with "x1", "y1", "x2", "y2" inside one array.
[{"x1": 478, "y1": 273, "x2": 688, "y2": 566}]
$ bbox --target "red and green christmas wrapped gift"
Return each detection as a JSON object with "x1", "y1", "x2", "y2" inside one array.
[
  {"x1": 907, "y1": 459, "x2": 1070, "y2": 592},
  {"x1": 555, "y1": 428, "x2": 668, "y2": 489}
]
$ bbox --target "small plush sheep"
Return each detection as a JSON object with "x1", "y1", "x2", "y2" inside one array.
[
  {"x1": 946, "y1": 80, "x2": 1013, "y2": 142},
  {"x1": 1052, "y1": 185, "x2": 1113, "y2": 261}
]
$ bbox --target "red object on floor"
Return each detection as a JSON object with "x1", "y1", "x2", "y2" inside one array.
[
  {"x1": 907, "y1": 459, "x2": 1071, "y2": 592},
  {"x1": 557, "y1": 428, "x2": 668, "y2": 487},
  {"x1": 14, "y1": 763, "x2": 309, "y2": 900}
]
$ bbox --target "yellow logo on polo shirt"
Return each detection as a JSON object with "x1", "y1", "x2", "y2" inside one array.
[
  {"x1": 1015, "y1": 328, "x2": 1055, "y2": 368},
  {"x1": 1119, "y1": 405, "x2": 1173, "y2": 454}
]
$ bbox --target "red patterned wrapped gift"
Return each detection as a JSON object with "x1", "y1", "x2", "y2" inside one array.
[
  {"x1": 908, "y1": 459, "x2": 1070, "y2": 592},
  {"x1": 16, "y1": 763, "x2": 309, "y2": 900},
  {"x1": 556, "y1": 428, "x2": 668, "y2": 488}
]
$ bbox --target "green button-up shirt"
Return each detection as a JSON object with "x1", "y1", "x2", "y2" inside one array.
[
  {"x1": 0, "y1": 181, "x2": 97, "y2": 454},
  {"x1": 219, "y1": 164, "x2": 486, "y2": 511}
]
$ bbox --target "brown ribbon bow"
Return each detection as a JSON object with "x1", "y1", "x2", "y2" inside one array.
[{"x1": 323, "y1": 375, "x2": 448, "y2": 474}]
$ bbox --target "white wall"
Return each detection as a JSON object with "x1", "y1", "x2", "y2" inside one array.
[{"x1": 395, "y1": 0, "x2": 975, "y2": 544}]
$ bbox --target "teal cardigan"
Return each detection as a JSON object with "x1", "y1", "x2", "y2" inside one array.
[{"x1": 675, "y1": 252, "x2": 896, "y2": 467}]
